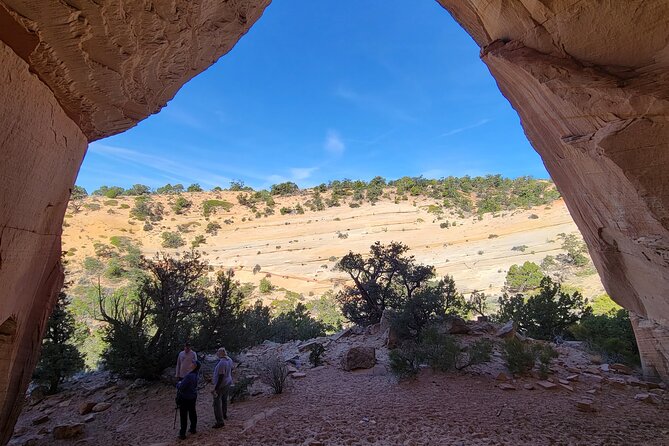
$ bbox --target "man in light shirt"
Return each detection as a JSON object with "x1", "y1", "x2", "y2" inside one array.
[
  {"x1": 212, "y1": 347, "x2": 234, "y2": 428},
  {"x1": 175, "y1": 342, "x2": 198, "y2": 380}
]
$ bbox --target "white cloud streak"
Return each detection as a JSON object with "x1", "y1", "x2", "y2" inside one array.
[
  {"x1": 324, "y1": 130, "x2": 345, "y2": 155},
  {"x1": 437, "y1": 118, "x2": 491, "y2": 138}
]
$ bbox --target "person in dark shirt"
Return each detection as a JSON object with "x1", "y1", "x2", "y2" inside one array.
[{"x1": 176, "y1": 360, "x2": 200, "y2": 440}]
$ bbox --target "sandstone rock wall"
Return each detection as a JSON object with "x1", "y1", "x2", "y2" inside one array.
[
  {"x1": 0, "y1": 39, "x2": 87, "y2": 443},
  {"x1": 438, "y1": 0, "x2": 669, "y2": 379},
  {"x1": 0, "y1": 1, "x2": 270, "y2": 444}
]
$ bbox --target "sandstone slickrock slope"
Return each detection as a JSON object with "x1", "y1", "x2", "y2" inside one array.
[
  {"x1": 437, "y1": 0, "x2": 669, "y2": 380},
  {"x1": 1, "y1": 0, "x2": 669, "y2": 444}
]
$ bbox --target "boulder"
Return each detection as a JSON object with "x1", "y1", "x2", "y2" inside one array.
[
  {"x1": 498, "y1": 383, "x2": 516, "y2": 391},
  {"x1": 52, "y1": 424, "x2": 84, "y2": 440},
  {"x1": 443, "y1": 316, "x2": 470, "y2": 335},
  {"x1": 340, "y1": 347, "x2": 376, "y2": 371},
  {"x1": 496, "y1": 321, "x2": 516, "y2": 339}
]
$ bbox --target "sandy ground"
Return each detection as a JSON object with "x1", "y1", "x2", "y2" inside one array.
[
  {"x1": 13, "y1": 330, "x2": 669, "y2": 446},
  {"x1": 63, "y1": 192, "x2": 604, "y2": 299}
]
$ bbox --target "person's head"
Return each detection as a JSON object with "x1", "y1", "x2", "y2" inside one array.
[
  {"x1": 216, "y1": 347, "x2": 227, "y2": 359},
  {"x1": 184, "y1": 342, "x2": 191, "y2": 353}
]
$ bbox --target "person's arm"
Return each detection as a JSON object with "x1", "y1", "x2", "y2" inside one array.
[
  {"x1": 175, "y1": 352, "x2": 181, "y2": 378},
  {"x1": 212, "y1": 361, "x2": 220, "y2": 389}
]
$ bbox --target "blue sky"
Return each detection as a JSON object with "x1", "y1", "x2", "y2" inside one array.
[{"x1": 78, "y1": 0, "x2": 549, "y2": 193}]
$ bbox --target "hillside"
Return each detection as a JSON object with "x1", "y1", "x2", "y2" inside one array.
[{"x1": 62, "y1": 185, "x2": 604, "y2": 301}]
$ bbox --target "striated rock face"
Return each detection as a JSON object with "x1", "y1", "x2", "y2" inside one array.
[
  {"x1": 1, "y1": 0, "x2": 271, "y2": 141},
  {"x1": 438, "y1": 0, "x2": 669, "y2": 379},
  {"x1": 0, "y1": 1, "x2": 270, "y2": 444}
]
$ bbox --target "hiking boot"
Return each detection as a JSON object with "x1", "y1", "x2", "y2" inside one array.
[
  {"x1": 213, "y1": 422, "x2": 224, "y2": 429},
  {"x1": 189, "y1": 429, "x2": 197, "y2": 435},
  {"x1": 178, "y1": 433, "x2": 187, "y2": 440}
]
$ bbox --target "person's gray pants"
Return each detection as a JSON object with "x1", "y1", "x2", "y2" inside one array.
[{"x1": 213, "y1": 384, "x2": 231, "y2": 423}]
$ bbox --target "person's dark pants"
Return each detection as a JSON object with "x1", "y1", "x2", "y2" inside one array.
[
  {"x1": 179, "y1": 398, "x2": 197, "y2": 436},
  {"x1": 213, "y1": 384, "x2": 230, "y2": 423}
]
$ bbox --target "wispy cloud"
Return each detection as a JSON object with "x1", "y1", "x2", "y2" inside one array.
[
  {"x1": 324, "y1": 130, "x2": 345, "y2": 156},
  {"x1": 290, "y1": 167, "x2": 318, "y2": 180},
  {"x1": 89, "y1": 143, "x2": 232, "y2": 187},
  {"x1": 161, "y1": 106, "x2": 203, "y2": 129},
  {"x1": 437, "y1": 118, "x2": 491, "y2": 138},
  {"x1": 334, "y1": 85, "x2": 416, "y2": 122}
]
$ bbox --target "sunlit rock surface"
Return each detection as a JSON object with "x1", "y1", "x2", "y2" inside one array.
[{"x1": 438, "y1": 0, "x2": 669, "y2": 379}]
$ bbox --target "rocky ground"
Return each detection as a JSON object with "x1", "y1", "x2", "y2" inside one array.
[{"x1": 12, "y1": 322, "x2": 669, "y2": 446}]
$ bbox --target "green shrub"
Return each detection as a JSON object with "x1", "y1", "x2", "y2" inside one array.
[
  {"x1": 130, "y1": 196, "x2": 163, "y2": 221},
  {"x1": 309, "y1": 343, "x2": 326, "y2": 367},
  {"x1": 104, "y1": 199, "x2": 118, "y2": 206},
  {"x1": 571, "y1": 309, "x2": 639, "y2": 365},
  {"x1": 191, "y1": 234, "x2": 206, "y2": 248},
  {"x1": 270, "y1": 182, "x2": 299, "y2": 196},
  {"x1": 504, "y1": 261, "x2": 543, "y2": 292},
  {"x1": 439, "y1": 222, "x2": 449, "y2": 229},
  {"x1": 171, "y1": 195, "x2": 192, "y2": 214},
  {"x1": 161, "y1": 231, "x2": 185, "y2": 248},
  {"x1": 389, "y1": 342, "x2": 421, "y2": 379},
  {"x1": 203, "y1": 199, "x2": 233, "y2": 217},
  {"x1": 502, "y1": 338, "x2": 536, "y2": 375},
  {"x1": 511, "y1": 245, "x2": 528, "y2": 252},
  {"x1": 187, "y1": 183, "x2": 203, "y2": 192},
  {"x1": 104, "y1": 257, "x2": 125, "y2": 278},
  {"x1": 496, "y1": 276, "x2": 589, "y2": 340},
  {"x1": 84, "y1": 203, "x2": 101, "y2": 211},
  {"x1": 259, "y1": 277, "x2": 273, "y2": 294},
  {"x1": 120, "y1": 203, "x2": 130, "y2": 209},
  {"x1": 502, "y1": 338, "x2": 557, "y2": 377},
  {"x1": 280, "y1": 207, "x2": 292, "y2": 215},
  {"x1": 206, "y1": 221, "x2": 222, "y2": 235},
  {"x1": 230, "y1": 375, "x2": 253, "y2": 403},
  {"x1": 83, "y1": 256, "x2": 103, "y2": 274},
  {"x1": 260, "y1": 356, "x2": 289, "y2": 394},
  {"x1": 33, "y1": 291, "x2": 85, "y2": 393}
]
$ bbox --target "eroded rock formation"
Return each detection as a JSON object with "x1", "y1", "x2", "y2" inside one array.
[
  {"x1": 1, "y1": 0, "x2": 669, "y2": 443},
  {"x1": 438, "y1": 0, "x2": 669, "y2": 379},
  {"x1": 0, "y1": 1, "x2": 270, "y2": 443}
]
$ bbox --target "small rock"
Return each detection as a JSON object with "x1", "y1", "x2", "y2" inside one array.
[
  {"x1": 523, "y1": 384, "x2": 535, "y2": 390},
  {"x1": 566, "y1": 374, "x2": 579, "y2": 381},
  {"x1": 78, "y1": 402, "x2": 97, "y2": 415},
  {"x1": 496, "y1": 372, "x2": 510, "y2": 382},
  {"x1": 91, "y1": 402, "x2": 112, "y2": 413},
  {"x1": 498, "y1": 383, "x2": 516, "y2": 391},
  {"x1": 635, "y1": 393, "x2": 656, "y2": 404},
  {"x1": 31, "y1": 415, "x2": 49, "y2": 426},
  {"x1": 53, "y1": 423, "x2": 85, "y2": 440},
  {"x1": 291, "y1": 372, "x2": 307, "y2": 379},
  {"x1": 286, "y1": 365, "x2": 298, "y2": 374},
  {"x1": 586, "y1": 389, "x2": 598, "y2": 395},
  {"x1": 83, "y1": 414, "x2": 96, "y2": 423},
  {"x1": 558, "y1": 379, "x2": 570, "y2": 385},
  {"x1": 29, "y1": 386, "x2": 48, "y2": 406},
  {"x1": 611, "y1": 363, "x2": 632, "y2": 375},
  {"x1": 576, "y1": 400, "x2": 596, "y2": 412},
  {"x1": 600, "y1": 364, "x2": 610, "y2": 372},
  {"x1": 559, "y1": 384, "x2": 574, "y2": 392},
  {"x1": 537, "y1": 381, "x2": 558, "y2": 390},
  {"x1": 58, "y1": 399, "x2": 71, "y2": 408}
]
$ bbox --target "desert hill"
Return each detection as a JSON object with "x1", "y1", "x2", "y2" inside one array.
[{"x1": 62, "y1": 186, "x2": 604, "y2": 301}]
